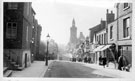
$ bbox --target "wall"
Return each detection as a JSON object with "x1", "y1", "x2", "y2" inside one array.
[
  {"x1": 96, "y1": 29, "x2": 106, "y2": 44},
  {"x1": 117, "y1": 13, "x2": 132, "y2": 41},
  {"x1": 117, "y1": 3, "x2": 132, "y2": 41},
  {"x1": 108, "y1": 20, "x2": 117, "y2": 44},
  {"x1": 117, "y1": 3, "x2": 132, "y2": 65}
]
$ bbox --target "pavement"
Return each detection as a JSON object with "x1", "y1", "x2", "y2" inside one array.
[
  {"x1": 11, "y1": 60, "x2": 54, "y2": 77},
  {"x1": 10, "y1": 60, "x2": 134, "y2": 79},
  {"x1": 76, "y1": 61, "x2": 134, "y2": 79},
  {"x1": 45, "y1": 60, "x2": 114, "y2": 78}
]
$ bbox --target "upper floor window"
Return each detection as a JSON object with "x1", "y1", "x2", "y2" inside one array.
[
  {"x1": 104, "y1": 33, "x2": 106, "y2": 44},
  {"x1": 123, "y1": 17, "x2": 130, "y2": 38},
  {"x1": 27, "y1": 3, "x2": 30, "y2": 15},
  {"x1": 123, "y1": 3, "x2": 129, "y2": 10},
  {"x1": 6, "y1": 22, "x2": 17, "y2": 39},
  {"x1": 102, "y1": 34, "x2": 103, "y2": 44},
  {"x1": 8, "y1": 3, "x2": 18, "y2": 9},
  {"x1": 110, "y1": 26, "x2": 113, "y2": 39},
  {"x1": 99, "y1": 35, "x2": 101, "y2": 44}
]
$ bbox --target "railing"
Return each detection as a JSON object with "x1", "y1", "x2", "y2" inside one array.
[{"x1": 4, "y1": 49, "x2": 19, "y2": 70}]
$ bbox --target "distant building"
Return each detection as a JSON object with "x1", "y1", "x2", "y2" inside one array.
[
  {"x1": 89, "y1": 9, "x2": 115, "y2": 63},
  {"x1": 78, "y1": 32, "x2": 85, "y2": 41},
  {"x1": 4, "y1": 2, "x2": 36, "y2": 70},
  {"x1": 70, "y1": 18, "x2": 77, "y2": 45},
  {"x1": 89, "y1": 20, "x2": 106, "y2": 44},
  {"x1": 36, "y1": 25, "x2": 42, "y2": 57},
  {"x1": 89, "y1": 20, "x2": 106, "y2": 63},
  {"x1": 89, "y1": 20, "x2": 106, "y2": 43},
  {"x1": 32, "y1": 19, "x2": 42, "y2": 60}
]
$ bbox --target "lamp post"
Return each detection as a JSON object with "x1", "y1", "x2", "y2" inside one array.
[{"x1": 46, "y1": 34, "x2": 50, "y2": 66}]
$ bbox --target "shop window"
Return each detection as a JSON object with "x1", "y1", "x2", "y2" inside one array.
[
  {"x1": 123, "y1": 17, "x2": 130, "y2": 38},
  {"x1": 6, "y1": 22, "x2": 17, "y2": 39}
]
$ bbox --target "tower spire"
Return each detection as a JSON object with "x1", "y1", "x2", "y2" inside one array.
[{"x1": 72, "y1": 18, "x2": 75, "y2": 26}]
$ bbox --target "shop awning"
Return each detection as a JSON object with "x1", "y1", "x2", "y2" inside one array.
[
  {"x1": 93, "y1": 45, "x2": 105, "y2": 52},
  {"x1": 100, "y1": 45, "x2": 112, "y2": 51}
]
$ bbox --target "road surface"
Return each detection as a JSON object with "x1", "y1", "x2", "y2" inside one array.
[{"x1": 44, "y1": 61, "x2": 117, "y2": 78}]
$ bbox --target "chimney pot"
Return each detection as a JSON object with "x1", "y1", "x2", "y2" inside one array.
[
  {"x1": 107, "y1": 9, "x2": 109, "y2": 13},
  {"x1": 111, "y1": 11, "x2": 113, "y2": 13}
]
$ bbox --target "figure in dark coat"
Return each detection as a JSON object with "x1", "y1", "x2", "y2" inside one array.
[
  {"x1": 99, "y1": 56, "x2": 102, "y2": 65},
  {"x1": 102, "y1": 57, "x2": 107, "y2": 68},
  {"x1": 84, "y1": 56, "x2": 87, "y2": 63},
  {"x1": 88, "y1": 57, "x2": 91, "y2": 63},
  {"x1": 118, "y1": 55, "x2": 128, "y2": 70}
]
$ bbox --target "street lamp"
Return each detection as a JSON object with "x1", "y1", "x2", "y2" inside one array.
[{"x1": 46, "y1": 34, "x2": 50, "y2": 66}]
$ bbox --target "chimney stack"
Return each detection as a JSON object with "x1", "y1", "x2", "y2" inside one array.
[
  {"x1": 107, "y1": 9, "x2": 109, "y2": 13},
  {"x1": 106, "y1": 9, "x2": 115, "y2": 24},
  {"x1": 111, "y1": 11, "x2": 113, "y2": 14}
]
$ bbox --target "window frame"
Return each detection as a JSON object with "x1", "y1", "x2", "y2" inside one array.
[
  {"x1": 123, "y1": 17, "x2": 130, "y2": 39},
  {"x1": 123, "y1": 3, "x2": 130, "y2": 11},
  {"x1": 8, "y1": 3, "x2": 18, "y2": 9},
  {"x1": 110, "y1": 25, "x2": 113, "y2": 40},
  {"x1": 6, "y1": 22, "x2": 17, "y2": 39}
]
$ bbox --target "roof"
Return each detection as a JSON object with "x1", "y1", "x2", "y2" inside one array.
[
  {"x1": 32, "y1": 7, "x2": 36, "y2": 15},
  {"x1": 89, "y1": 21, "x2": 106, "y2": 43}
]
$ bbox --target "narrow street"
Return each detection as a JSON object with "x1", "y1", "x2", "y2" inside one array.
[{"x1": 44, "y1": 61, "x2": 117, "y2": 78}]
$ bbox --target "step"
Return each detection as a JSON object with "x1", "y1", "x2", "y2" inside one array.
[
  {"x1": 17, "y1": 66, "x2": 24, "y2": 71},
  {"x1": 4, "y1": 70, "x2": 12, "y2": 77},
  {"x1": 3, "y1": 67, "x2": 8, "y2": 73},
  {"x1": 11, "y1": 62, "x2": 16, "y2": 64},
  {"x1": 7, "y1": 59, "x2": 12, "y2": 62},
  {"x1": 14, "y1": 64, "x2": 19, "y2": 67}
]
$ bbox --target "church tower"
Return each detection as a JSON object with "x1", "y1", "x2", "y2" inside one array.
[{"x1": 70, "y1": 18, "x2": 77, "y2": 45}]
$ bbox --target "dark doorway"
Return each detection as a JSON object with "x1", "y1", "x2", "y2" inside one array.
[
  {"x1": 25, "y1": 53, "x2": 27, "y2": 68},
  {"x1": 118, "y1": 46, "x2": 121, "y2": 57}
]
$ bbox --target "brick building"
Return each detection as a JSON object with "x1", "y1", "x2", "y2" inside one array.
[
  {"x1": 89, "y1": 9, "x2": 115, "y2": 63},
  {"x1": 3, "y1": 2, "x2": 37, "y2": 71},
  {"x1": 116, "y1": 3, "x2": 132, "y2": 65}
]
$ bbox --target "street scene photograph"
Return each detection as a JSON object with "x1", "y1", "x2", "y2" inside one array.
[{"x1": 2, "y1": 0, "x2": 134, "y2": 79}]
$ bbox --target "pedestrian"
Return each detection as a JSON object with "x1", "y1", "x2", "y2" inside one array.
[
  {"x1": 118, "y1": 55, "x2": 124, "y2": 70},
  {"x1": 118, "y1": 55, "x2": 128, "y2": 71},
  {"x1": 88, "y1": 56, "x2": 91, "y2": 63},
  {"x1": 99, "y1": 55, "x2": 102, "y2": 65},
  {"x1": 84, "y1": 56, "x2": 87, "y2": 63},
  {"x1": 102, "y1": 56, "x2": 107, "y2": 68}
]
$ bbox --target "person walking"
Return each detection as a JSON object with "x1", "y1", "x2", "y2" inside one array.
[
  {"x1": 118, "y1": 55, "x2": 128, "y2": 71},
  {"x1": 88, "y1": 56, "x2": 91, "y2": 63},
  {"x1": 99, "y1": 55, "x2": 102, "y2": 65},
  {"x1": 102, "y1": 56, "x2": 107, "y2": 68},
  {"x1": 84, "y1": 56, "x2": 87, "y2": 63}
]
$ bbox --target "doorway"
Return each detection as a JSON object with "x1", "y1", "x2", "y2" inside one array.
[{"x1": 25, "y1": 53, "x2": 27, "y2": 68}]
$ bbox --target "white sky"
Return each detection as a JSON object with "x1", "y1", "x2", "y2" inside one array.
[{"x1": 32, "y1": 0, "x2": 116, "y2": 45}]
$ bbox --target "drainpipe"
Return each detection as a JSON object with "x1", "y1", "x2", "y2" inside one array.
[{"x1": 116, "y1": 3, "x2": 119, "y2": 62}]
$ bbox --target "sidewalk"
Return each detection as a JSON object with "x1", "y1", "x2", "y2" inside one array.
[
  {"x1": 11, "y1": 60, "x2": 54, "y2": 77},
  {"x1": 79, "y1": 62, "x2": 134, "y2": 79}
]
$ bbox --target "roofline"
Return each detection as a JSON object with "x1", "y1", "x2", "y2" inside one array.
[
  {"x1": 89, "y1": 24, "x2": 100, "y2": 30},
  {"x1": 32, "y1": 7, "x2": 36, "y2": 15}
]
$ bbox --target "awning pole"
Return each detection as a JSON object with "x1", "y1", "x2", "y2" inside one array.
[{"x1": 109, "y1": 48, "x2": 117, "y2": 69}]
